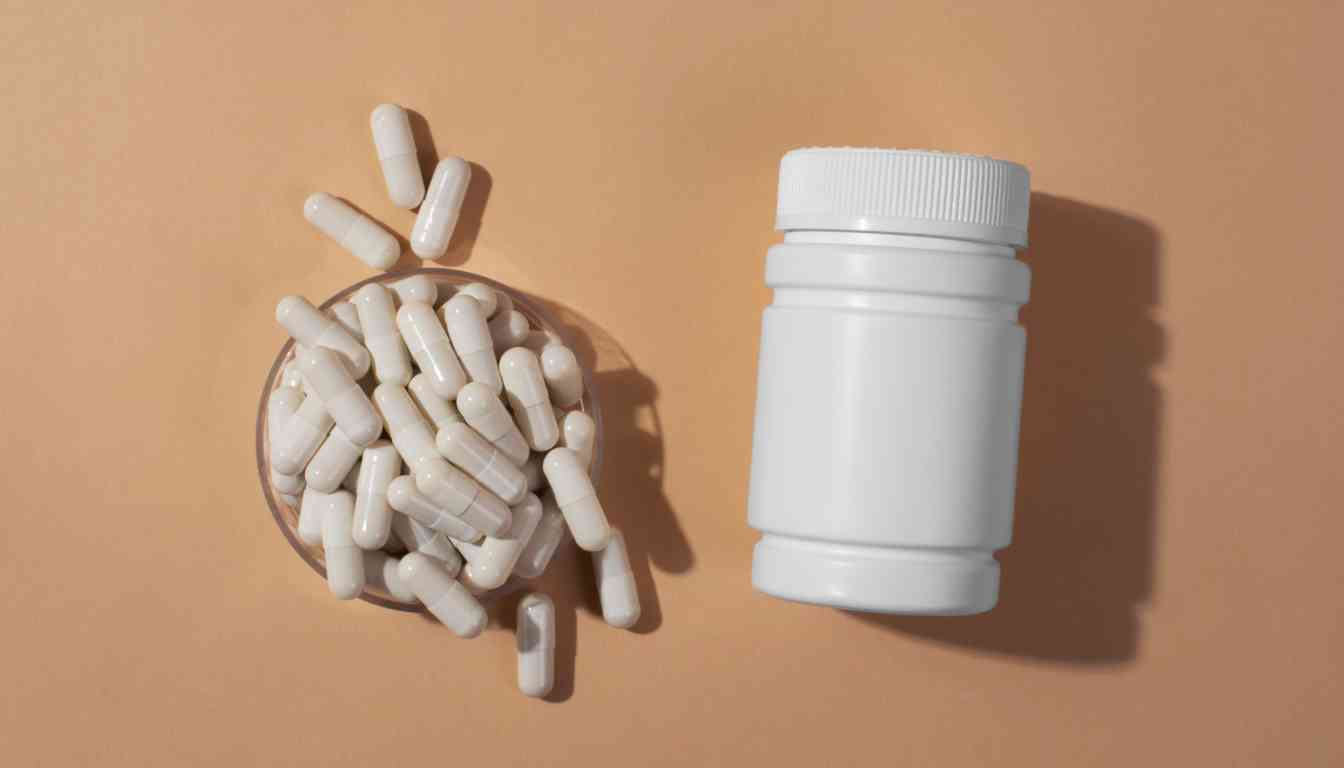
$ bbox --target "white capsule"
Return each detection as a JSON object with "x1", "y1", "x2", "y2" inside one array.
[
  {"x1": 279, "y1": 361, "x2": 305, "y2": 391},
  {"x1": 271, "y1": 395, "x2": 334, "y2": 475},
  {"x1": 341, "y1": 460, "x2": 361, "y2": 492},
  {"x1": 303, "y1": 193, "x2": 400, "y2": 271},
  {"x1": 561, "y1": 410, "x2": 597, "y2": 470},
  {"x1": 387, "y1": 475, "x2": 483, "y2": 543},
  {"x1": 398, "y1": 552, "x2": 487, "y2": 637},
  {"x1": 276, "y1": 295, "x2": 371, "y2": 378},
  {"x1": 488, "y1": 310, "x2": 531, "y2": 351},
  {"x1": 521, "y1": 452, "x2": 546, "y2": 492},
  {"x1": 370, "y1": 104, "x2": 425, "y2": 209},
  {"x1": 543, "y1": 447, "x2": 610, "y2": 551},
  {"x1": 408, "y1": 373, "x2": 463, "y2": 430},
  {"x1": 352, "y1": 283, "x2": 412, "y2": 386},
  {"x1": 389, "y1": 510, "x2": 467, "y2": 572},
  {"x1": 296, "y1": 486, "x2": 326, "y2": 546},
  {"x1": 295, "y1": 346, "x2": 383, "y2": 447},
  {"x1": 514, "y1": 495, "x2": 568, "y2": 579},
  {"x1": 415, "y1": 460, "x2": 511, "y2": 537},
  {"x1": 516, "y1": 593, "x2": 555, "y2": 698},
  {"x1": 362, "y1": 550, "x2": 417, "y2": 604},
  {"x1": 456, "y1": 493, "x2": 544, "y2": 591},
  {"x1": 353, "y1": 440, "x2": 401, "y2": 549},
  {"x1": 266, "y1": 387, "x2": 305, "y2": 488},
  {"x1": 500, "y1": 347, "x2": 559, "y2": 451},
  {"x1": 411, "y1": 157, "x2": 471, "y2": 260},
  {"x1": 389, "y1": 274, "x2": 438, "y2": 306},
  {"x1": 372, "y1": 383, "x2": 441, "y2": 472},
  {"x1": 593, "y1": 529, "x2": 640, "y2": 628},
  {"x1": 436, "y1": 422, "x2": 528, "y2": 505},
  {"x1": 456, "y1": 382, "x2": 530, "y2": 465},
  {"x1": 304, "y1": 426, "x2": 361, "y2": 493},
  {"x1": 327, "y1": 301, "x2": 364, "y2": 343},
  {"x1": 442, "y1": 295, "x2": 501, "y2": 393},
  {"x1": 397, "y1": 301, "x2": 467, "y2": 398},
  {"x1": 454, "y1": 282, "x2": 498, "y2": 317},
  {"x1": 271, "y1": 467, "x2": 304, "y2": 495},
  {"x1": 541, "y1": 344, "x2": 584, "y2": 408},
  {"x1": 321, "y1": 490, "x2": 365, "y2": 599}
]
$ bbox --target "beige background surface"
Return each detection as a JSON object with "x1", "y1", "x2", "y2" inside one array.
[{"x1": 3, "y1": 2, "x2": 1341, "y2": 765}]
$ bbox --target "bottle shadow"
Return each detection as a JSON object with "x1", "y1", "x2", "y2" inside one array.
[{"x1": 847, "y1": 194, "x2": 1165, "y2": 664}]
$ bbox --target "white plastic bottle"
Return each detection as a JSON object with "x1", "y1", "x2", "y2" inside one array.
[{"x1": 747, "y1": 148, "x2": 1032, "y2": 615}]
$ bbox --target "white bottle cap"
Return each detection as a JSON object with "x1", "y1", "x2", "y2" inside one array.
[{"x1": 775, "y1": 148, "x2": 1031, "y2": 247}]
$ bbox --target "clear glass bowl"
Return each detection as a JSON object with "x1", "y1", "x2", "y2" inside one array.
[{"x1": 255, "y1": 268, "x2": 603, "y2": 610}]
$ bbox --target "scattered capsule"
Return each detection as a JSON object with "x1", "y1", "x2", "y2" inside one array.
[
  {"x1": 543, "y1": 447, "x2": 610, "y2": 551},
  {"x1": 372, "y1": 383, "x2": 440, "y2": 470},
  {"x1": 516, "y1": 593, "x2": 555, "y2": 698},
  {"x1": 271, "y1": 395, "x2": 334, "y2": 475},
  {"x1": 398, "y1": 552, "x2": 487, "y2": 637},
  {"x1": 397, "y1": 301, "x2": 467, "y2": 399},
  {"x1": 327, "y1": 301, "x2": 363, "y2": 343},
  {"x1": 303, "y1": 192, "x2": 400, "y2": 270},
  {"x1": 321, "y1": 490, "x2": 364, "y2": 599},
  {"x1": 514, "y1": 495, "x2": 567, "y2": 579},
  {"x1": 389, "y1": 511, "x2": 467, "y2": 572},
  {"x1": 593, "y1": 529, "x2": 640, "y2": 628},
  {"x1": 500, "y1": 347, "x2": 559, "y2": 451},
  {"x1": 295, "y1": 345, "x2": 383, "y2": 447},
  {"x1": 456, "y1": 282, "x2": 499, "y2": 317},
  {"x1": 353, "y1": 440, "x2": 401, "y2": 549},
  {"x1": 488, "y1": 309, "x2": 531, "y2": 350},
  {"x1": 362, "y1": 550, "x2": 417, "y2": 604},
  {"x1": 305, "y1": 427, "x2": 361, "y2": 493},
  {"x1": 276, "y1": 295, "x2": 370, "y2": 378},
  {"x1": 415, "y1": 460, "x2": 512, "y2": 537},
  {"x1": 442, "y1": 294, "x2": 501, "y2": 392},
  {"x1": 408, "y1": 373, "x2": 463, "y2": 430},
  {"x1": 521, "y1": 452, "x2": 546, "y2": 492},
  {"x1": 369, "y1": 103, "x2": 425, "y2": 209},
  {"x1": 387, "y1": 475, "x2": 483, "y2": 543},
  {"x1": 297, "y1": 487, "x2": 326, "y2": 547},
  {"x1": 411, "y1": 157, "x2": 471, "y2": 260},
  {"x1": 437, "y1": 422, "x2": 528, "y2": 505},
  {"x1": 457, "y1": 493, "x2": 543, "y2": 591},
  {"x1": 456, "y1": 382, "x2": 529, "y2": 465},
  {"x1": 561, "y1": 410, "x2": 597, "y2": 470},
  {"x1": 352, "y1": 283, "x2": 412, "y2": 386},
  {"x1": 389, "y1": 274, "x2": 438, "y2": 306},
  {"x1": 541, "y1": 344, "x2": 583, "y2": 407}
]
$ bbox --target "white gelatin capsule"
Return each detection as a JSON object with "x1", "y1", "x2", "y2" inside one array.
[
  {"x1": 515, "y1": 495, "x2": 567, "y2": 579},
  {"x1": 415, "y1": 461, "x2": 511, "y2": 537},
  {"x1": 353, "y1": 440, "x2": 401, "y2": 549},
  {"x1": 456, "y1": 282, "x2": 499, "y2": 318},
  {"x1": 362, "y1": 550, "x2": 417, "y2": 604},
  {"x1": 303, "y1": 193, "x2": 400, "y2": 270},
  {"x1": 387, "y1": 475, "x2": 483, "y2": 543},
  {"x1": 352, "y1": 283, "x2": 412, "y2": 386},
  {"x1": 456, "y1": 382, "x2": 530, "y2": 465},
  {"x1": 488, "y1": 310, "x2": 531, "y2": 351},
  {"x1": 521, "y1": 452, "x2": 546, "y2": 492},
  {"x1": 272, "y1": 395, "x2": 334, "y2": 475},
  {"x1": 398, "y1": 552, "x2": 487, "y2": 637},
  {"x1": 295, "y1": 346, "x2": 383, "y2": 447},
  {"x1": 373, "y1": 383, "x2": 440, "y2": 471},
  {"x1": 436, "y1": 422, "x2": 528, "y2": 505},
  {"x1": 276, "y1": 295, "x2": 371, "y2": 378},
  {"x1": 266, "y1": 385, "x2": 304, "y2": 476},
  {"x1": 516, "y1": 593, "x2": 555, "y2": 698},
  {"x1": 408, "y1": 373, "x2": 463, "y2": 430},
  {"x1": 442, "y1": 295, "x2": 501, "y2": 393},
  {"x1": 271, "y1": 467, "x2": 305, "y2": 495},
  {"x1": 341, "y1": 460, "x2": 361, "y2": 492},
  {"x1": 543, "y1": 447, "x2": 610, "y2": 551},
  {"x1": 279, "y1": 361, "x2": 305, "y2": 392},
  {"x1": 541, "y1": 344, "x2": 583, "y2": 408},
  {"x1": 297, "y1": 487, "x2": 326, "y2": 546},
  {"x1": 456, "y1": 493, "x2": 543, "y2": 591},
  {"x1": 305, "y1": 427, "x2": 361, "y2": 493},
  {"x1": 321, "y1": 490, "x2": 365, "y2": 599},
  {"x1": 327, "y1": 301, "x2": 364, "y2": 343},
  {"x1": 389, "y1": 274, "x2": 438, "y2": 307},
  {"x1": 389, "y1": 510, "x2": 467, "y2": 572},
  {"x1": 500, "y1": 348, "x2": 559, "y2": 451},
  {"x1": 369, "y1": 103, "x2": 425, "y2": 209},
  {"x1": 397, "y1": 301, "x2": 467, "y2": 399},
  {"x1": 594, "y1": 529, "x2": 640, "y2": 628},
  {"x1": 561, "y1": 410, "x2": 597, "y2": 470},
  {"x1": 410, "y1": 157, "x2": 471, "y2": 260}
]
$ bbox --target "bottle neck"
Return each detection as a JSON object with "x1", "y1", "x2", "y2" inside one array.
[{"x1": 783, "y1": 230, "x2": 1017, "y2": 259}]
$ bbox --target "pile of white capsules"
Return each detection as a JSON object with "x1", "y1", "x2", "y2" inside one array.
[{"x1": 265, "y1": 103, "x2": 638, "y2": 699}]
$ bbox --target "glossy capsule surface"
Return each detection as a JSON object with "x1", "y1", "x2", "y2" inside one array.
[
  {"x1": 276, "y1": 295, "x2": 370, "y2": 378},
  {"x1": 410, "y1": 157, "x2": 471, "y2": 260},
  {"x1": 561, "y1": 410, "x2": 597, "y2": 470},
  {"x1": 408, "y1": 373, "x2": 463, "y2": 430},
  {"x1": 398, "y1": 552, "x2": 487, "y2": 637},
  {"x1": 305, "y1": 426, "x2": 361, "y2": 493},
  {"x1": 593, "y1": 529, "x2": 640, "y2": 628},
  {"x1": 353, "y1": 440, "x2": 401, "y2": 549},
  {"x1": 353, "y1": 283, "x2": 412, "y2": 386},
  {"x1": 543, "y1": 447, "x2": 610, "y2": 551},
  {"x1": 295, "y1": 345, "x2": 382, "y2": 447},
  {"x1": 415, "y1": 460, "x2": 511, "y2": 537},
  {"x1": 362, "y1": 550, "x2": 417, "y2": 604},
  {"x1": 456, "y1": 382, "x2": 529, "y2": 465},
  {"x1": 389, "y1": 274, "x2": 437, "y2": 306},
  {"x1": 514, "y1": 494, "x2": 567, "y2": 579},
  {"x1": 541, "y1": 343, "x2": 583, "y2": 407},
  {"x1": 389, "y1": 510, "x2": 467, "y2": 573},
  {"x1": 436, "y1": 422, "x2": 528, "y2": 505},
  {"x1": 516, "y1": 593, "x2": 555, "y2": 697},
  {"x1": 488, "y1": 310, "x2": 530, "y2": 350},
  {"x1": 396, "y1": 301, "x2": 467, "y2": 399},
  {"x1": 456, "y1": 493, "x2": 543, "y2": 591},
  {"x1": 272, "y1": 395, "x2": 334, "y2": 476},
  {"x1": 442, "y1": 294, "x2": 501, "y2": 392},
  {"x1": 370, "y1": 103, "x2": 424, "y2": 208},
  {"x1": 386, "y1": 475, "x2": 483, "y2": 543},
  {"x1": 500, "y1": 347, "x2": 559, "y2": 451},
  {"x1": 456, "y1": 282, "x2": 498, "y2": 317},
  {"x1": 321, "y1": 490, "x2": 365, "y2": 599},
  {"x1": 372, "y1": 383, "x2": 440, "y2": 471},
  {"x1": 303, "y1": 193, "x2": 400, "y2": 270}
]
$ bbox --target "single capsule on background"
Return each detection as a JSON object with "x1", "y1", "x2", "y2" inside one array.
[
  {"x1": 442, "y1": 294, "x2": 501, "y2": 393},
  {"x1": 353, "y1": 440, "x2": 401, "y2": 550},
  {"x1": 456, "y1": 382, "x2": 529, "y2": 465},
  {"x1": 543, "y1": 447, "x2": 610, "y2": 551},
  {"x1": 436, "y1": 422, "x2": 528, "y2": 505},
  {"x1": 389, "y1": 511, "x2": 466, "y2": 573},
  {"x1": 303, "y1": 192, "x2": 400, "y2": 271},
  {"x1": 411, "y1": 157, "x2": 471, "y2": 260},
  {"x1": 488, "y1": 309, "x2": 530, "y2": 351},
  {"x1": 305, "y1": 426, "x2": 361, "y2": 493},
  {"x1": 456, "y1": 282, "x2": 499, "y2": 318},
  {"x1": 389, "y1": 274, "x2": 438, "y2": 307},
  {"x1": 561, "y1": 410, "x2": 597, "y2": 469},
  {"x1": 398, "y1": 552, "x2": 487, "y2": 637},
  {"x1": 500, "y1": 347, "x2": 559, "y2": 451},
  {"x1": 387, "y1": 475, "x2": 483, "y2": 543},
  {"x1": 373, "y1": 383, "x2": 441, "y2": 471},
  {"x1": 541, "y1": 344, "x2": 583, "y2": 408},
  {"x1": 297, "y1": 486, "x2": 326, "y2": 546},
  {"x1": 456, "y1": 493, "x2": 544, "y2": 591},
  {"x1": 408, "y1": 373, "x2": 463, "y2": 430},
  {"x1": 352, "y1": 283, "x2": 412, "y2": 386},
  {"x1": 514, "y1": 494, "x2": 567, "y2": 579},
  {"x1": 321, "y1": 490, "x2": 365, "y2": 599},
  {"x1": 295, "y1": 345, "x2": 383, "y2": 447},
  {"x1": 369, "y1": 103, "x2": 425, "y2": 209},
  {"x1": 415, "y1": 460, "x2": 511, "y2": 537},
  {"x1": 362, "y1": 550, "x2": 417, "y2": 604},
  {"x1": 397, "y1": 300, "x2": 467, "y2": 399},
  {"x1": 327, "y1": 302, "x2": 363, "y2": 343},
  {"x1": 593, "y1": 529, "x2": 640, "y2": 628},
  {"x1": 516, "y1": 593, "x2": 555, "y2": 698},
  {"x1": 521, "y1": 452, "x2": 546, "y2": 492},
  {"x1": 272, "y1": 395, "x2": 334, "y2": 476},
  {"x1": 276, "y1": 295, "x2": 371, "y2": 378}
]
